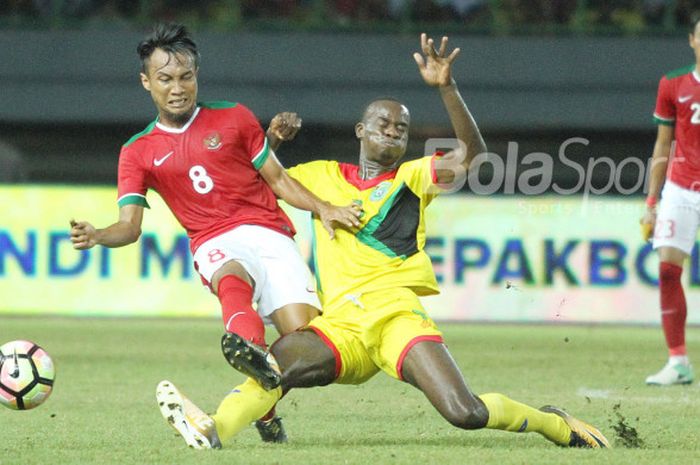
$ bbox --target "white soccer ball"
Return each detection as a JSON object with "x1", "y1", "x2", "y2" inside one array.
[{"x1": 0, "y1": 340, "x2": 55, "y2": 410}]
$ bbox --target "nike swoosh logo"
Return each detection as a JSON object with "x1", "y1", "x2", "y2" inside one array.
[
  {"x1": 154, "y1": 151, "x2": 174, "y2": 166},
  {"x1": 225, "y1": 312, "x2": 246, "y2": 331},
  {"x1": 678, "y1": 95, "x2": 693, "y2": 103}
]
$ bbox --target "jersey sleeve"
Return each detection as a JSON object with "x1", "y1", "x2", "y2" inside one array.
[
  {"x1": 653, "y1": 76, "x2": 676, "y2": 126},
  {"x1": 401, "y1": 155, "x2": 444, "y2": 204},
  {"x1": 235, "y1": 104, "x2": 270, "y2": 170},
  {"x1": 117, "y1": 146, "x2": 150, "y2": 208}
]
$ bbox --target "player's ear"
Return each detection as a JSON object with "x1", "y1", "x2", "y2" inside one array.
[
  {"x1": 355, "y1": 122, "x2": 364, "y2": 139},
  {"x1": 140, "y1": 72, "x2": 151, "y2": 92}
]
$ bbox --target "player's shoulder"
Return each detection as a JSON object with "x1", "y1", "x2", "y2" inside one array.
[
  {"x1": 662, "y1": 64, "x2": 695, "y2": 82},
  {"x1": 121, "y1": 120, "x2": 158, "y2": 151},
  {"x1": 199, "y1": 100, "x2": 239, "y2": 111},
  {"x1": 398, "y1": 155, "x2": 431, "y2": 173}
]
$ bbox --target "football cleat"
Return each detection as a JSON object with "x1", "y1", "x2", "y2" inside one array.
[
  {"x1": 221, "y1": 332, "x2": 281, "y2": 390},
  {"x1": 645, "y1": 362, "x2": 694, "y2": 386},
  {"x1": 156, "y1": 380, "x2": 222, "y2": 450},
  {"x1": 255, "y1": 416, "x2": 288, "y2": 443},
  {"x1": 540, "y1": 405, "x2": 610, "y2": 449}
]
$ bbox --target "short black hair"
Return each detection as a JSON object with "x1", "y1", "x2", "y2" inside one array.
[
  {"x1": 361, "y1": 97, "x2": 405, "y2": 121},
  {"x1": 691, "y1": 12, "x2": 700, "y2": 34},
  {"x1": 137, "y1": 23, "x2": 200, "y2": 74}
]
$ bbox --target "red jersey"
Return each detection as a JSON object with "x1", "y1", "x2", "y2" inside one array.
[
  {"x1": 653, "y1": 64, "x2": 700, "y2": 190},
  {"x1": 117, "y1": 101, "x2": 295, "y2": 253}
]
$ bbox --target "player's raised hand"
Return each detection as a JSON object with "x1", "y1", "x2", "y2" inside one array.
[
  {"x1": 413, "y1": 33, "x2": 460, "y2": 88},
  {"x1": 317, "y1": 202, "x2": 363, "y2": 240},
  {"x1": 267, "y1": 112, "x2": 302, "y2": 151},
  {"x1": 70, "y1": 219, "x2": 98, "y2": 250},
  {"x1": 640, "y1": 209, "x2": 656, "y2": 242}
]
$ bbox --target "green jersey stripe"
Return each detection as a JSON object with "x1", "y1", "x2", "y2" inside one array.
[
  {"x1": 117, "y1": 193, "x2": 150, "y2": 208},
  {"x1": 653, "y1": 114, "x2": 675, "y2": 126},
  {"x1": 123, "y1": 120, "x2": 157, "y2": 148},
  {"x1": 251, "y1": 138, "x2": 270, "y2": 170},
  {"x1": 355, "y1": 183, "x2": 408, "y2": 259}
]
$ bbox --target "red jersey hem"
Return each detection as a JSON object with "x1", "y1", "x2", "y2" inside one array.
[
  {"x1": 307, "y1": 326, "x2": 342, "y2": 379},
  {"x1": 396, "y1": 335, "x2": 444, "y2": 381}
]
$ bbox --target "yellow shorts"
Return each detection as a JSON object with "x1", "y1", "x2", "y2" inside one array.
[{"x1": 307, "y1": 287, "x2": 443, "y2": 384}]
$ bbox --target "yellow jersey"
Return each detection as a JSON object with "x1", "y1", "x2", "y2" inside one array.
[{"x1": 287, "y1": 155, "x2": 443, "y2": 311}]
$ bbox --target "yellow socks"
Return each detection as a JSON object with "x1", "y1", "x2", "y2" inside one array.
[
  {"x1": 479, "y1": 393, "x2": 570, "y2": 445},
  {"x1": 212, "y1": 378, "x2": 282, "y2": 441}
]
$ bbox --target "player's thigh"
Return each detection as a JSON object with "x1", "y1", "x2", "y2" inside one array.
[
  {"x1": 370, "y1": 291, "x2": 443, "y2": 381},
  {"x1": 653, "y1": 182, "x2": 700, "y2": 255},
  {"x1": 306, "y1": 312, "x2": 379, "y2": 385},
  {"x1": 252, "y1": 227, "x2": 321, "y2": 322},
  {"x1": 192, "y1": 228, "x2": 266, "y2": 301}
]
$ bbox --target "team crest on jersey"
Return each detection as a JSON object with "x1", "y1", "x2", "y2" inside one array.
[
  {"x1": 203, "y1": 132, "x2": 223, "y2": 150},
  {"x1": 370, "y1": 181, "x2": 391, "y2": 202}
]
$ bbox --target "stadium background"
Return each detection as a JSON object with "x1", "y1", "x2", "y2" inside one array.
[{"x1": 1, "y1": 0, "x2": 700, "y2": 326}]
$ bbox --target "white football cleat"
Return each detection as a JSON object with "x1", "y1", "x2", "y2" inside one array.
[
  {"x1": 156, "y1": 380, "x2": 222, "y2": 449},
  {"x1": 645, "y1": 362, "x2": 694, "y2": 386}
]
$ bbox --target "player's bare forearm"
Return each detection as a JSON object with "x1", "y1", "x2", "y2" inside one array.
[
  {"x1": 95, "y1": 221, "x2": 142, "y2": 248},
  {"x1": 71, "y1": 204, "x2": 143, "y2": 249},
  {"x1": 646, "y1": 140, "x2": 672, "y2": 201},
  {"x1": 646, "y1": 124, "x2": 674, "y2": 202},
  {"x1": 439, "y1": 81, "x2": 486, "y2": 170},
  {"x1": 70, "y1": 220, "x2": 141, "y2": 249}
]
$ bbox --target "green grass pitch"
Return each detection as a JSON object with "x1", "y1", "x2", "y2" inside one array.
[{"x1": 1, "y1": 317, "x2": 698, "y2": 465}]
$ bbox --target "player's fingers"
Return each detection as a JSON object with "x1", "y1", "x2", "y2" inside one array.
[
  {"x1": 438, "y1": 36, "x2": 448, "y2": 56},
  {"x1": 446, "y1": 47, "x2": 460, "y2": 63},
  {"x1": 69, "y1": 219, "x2": 77, "y2": 227},
  {"x1": 323, "y1": 222, "x2": 335, "y2": 240},
  {"x1": 427, "y1": 37, "x2": 437, "y2": 56},
  {"x1": 420, "y1": 32, "x2": 428, "y2": 54},
  {"x1": 413, "y1": 52, "x2": 425, "y2": 69}
]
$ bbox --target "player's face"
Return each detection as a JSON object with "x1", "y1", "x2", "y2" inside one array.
[
  {"x1": 356, "y1": 101, "x2": 410, "y2": 166},
  {"x1": 140, "y1": 48, "x2": 198, "y2": 128},
  {"x1": 689, "y1": 22, "x2": 700, "y2": 60}
]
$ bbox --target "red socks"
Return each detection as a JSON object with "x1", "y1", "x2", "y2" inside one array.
[
  {"x1": 217, "y1": 275, "x2": 266, "y2": 347},
  {"x1": 659, "y1": 262, "x2": 687, "y2": 356}
]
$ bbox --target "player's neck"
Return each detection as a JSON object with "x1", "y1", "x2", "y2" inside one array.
[{"x1": 358, "y1": 156, "x2": 398, "y2": 180}]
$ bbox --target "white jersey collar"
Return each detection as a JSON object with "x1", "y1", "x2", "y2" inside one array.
[{"x1": 156, "y1": 106, "x2": 201, "y2": 134}]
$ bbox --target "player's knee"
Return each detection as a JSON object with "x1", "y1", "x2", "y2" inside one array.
[{"x1": 441, "y1": 398, "x2": 489, "y2": 430}]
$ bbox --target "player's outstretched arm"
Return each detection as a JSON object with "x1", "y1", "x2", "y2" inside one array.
[
  {"x1": 414, "y1": 33, "x2": 486, "y2": 185},
  {"x1": 640, "y1": 124, "x2": 674, "y2": 241},
  {"x1": 267, "y1": 112, "x2": 302, "y2": 152},
  {"x1": 70, "y1": 204, "x2": 144, "y2": 249},
  {"x1": 259, "y1": 151, "x2": 362, "y2": 239}
]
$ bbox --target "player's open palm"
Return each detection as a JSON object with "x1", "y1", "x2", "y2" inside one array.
[
  {"x1": 70, "y1": 219, "x2": 97, "y2": 250},
  {"x1": 318, "y1": 202, "x2": 363, "y2": 239},
  {"x1": 413, "y1": 33, "x2": 460, "y2": 88}
]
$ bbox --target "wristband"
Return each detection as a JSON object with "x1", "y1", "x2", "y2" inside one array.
[{"x1": 645, "y1": 196, "x2": 657, "y2": 208}]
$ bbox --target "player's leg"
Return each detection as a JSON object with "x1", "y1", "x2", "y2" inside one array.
[
  {"x1": 647, "y1": 181, "x2": 697, "y2": 385},
  {"x1": 646, "y1": 246, "x2": 693, "y2": 385},
  {"x1": 219, "y1": 226, "x2": 323, "y2": 440},
  {"x1": 400, "y1": 341, "x2": 608, "y2": 448},
  {"x1": 213, "y1": 329, "x2": 337, "y2": 443}
]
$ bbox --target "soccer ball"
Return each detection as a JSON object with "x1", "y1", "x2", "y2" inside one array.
[{"x1": 0, "y1": 340, "x2": 55, "y2": 410}]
